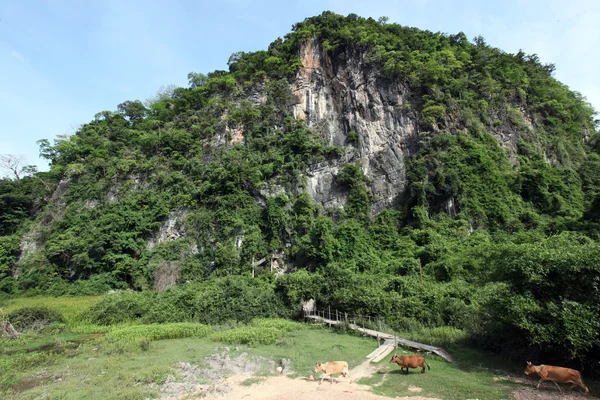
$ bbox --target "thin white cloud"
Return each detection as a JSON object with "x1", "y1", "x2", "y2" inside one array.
[{"x1": 11, "y1": 50, "x2": 25, "y2": 63}]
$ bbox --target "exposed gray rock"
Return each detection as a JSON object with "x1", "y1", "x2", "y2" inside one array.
[
  {"x1": 151, "y1": 349, "x2": 275, "y2": 399},
  {"x1": 19, "y1": 179, "x2": 71, "y2": 262},
  {"x1": 291, "y1": 39, "x2": 417, "y2": 214},
  {"x1": 147, "y1": 210, "x2": 187, "y2": 251}
]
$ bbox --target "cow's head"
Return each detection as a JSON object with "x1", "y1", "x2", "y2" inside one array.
[
  {"x1": 389, "y1": 354, "x2": 399, "y2": 363},
  {"x1": 314, "y1": 362, "x2": 323, "y2": 373},
  {"x1": 525, "y1": 361, "x2": 535, "y2": 375}
]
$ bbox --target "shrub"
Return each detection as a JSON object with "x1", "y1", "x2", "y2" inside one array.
[
  {"x1": 7, "y1": 306, "x2": 65, "y2": 332},
  {"x1": 347, "y1": 131, "x2": 358, "y2": 143},
  {"x1": 210, "y1": 318, "x2": 302, "y2": 345},
  {"x1": 86, "y1": 277, "x2": 290, "y2": 326},
  {"x1": 249, "y1": 318, "x2": 300, "y2": 332},
  {"x1": 105, "y1": 323, "x2": 213, "y2": 342},
  {"x1": 85, "y1": 292, "x2": 153, "y2": 325}
]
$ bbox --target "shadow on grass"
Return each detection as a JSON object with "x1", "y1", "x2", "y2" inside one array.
[{"x1": 376, "y1": 369, "x2": 427, "y2": 376}]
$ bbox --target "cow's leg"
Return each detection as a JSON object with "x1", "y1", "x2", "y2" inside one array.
[
  {"x1": 421, "y1": 365, "x2": 426, "y2": 373},
  {"x1": 319, "y1": 375, "x2": 325, "y2": 385},
  {"x1": 577, "y1": 382, "x2": 590, "y2": 395},
  {"x1": 536, "y1": 377, "x2": 545, "y2": 389},
  {"x1": 552, "y1": 381, "x2": 562, "y2": 392}
]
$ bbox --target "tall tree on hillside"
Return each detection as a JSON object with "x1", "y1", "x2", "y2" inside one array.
[{"x1": 117, "y1": 100, "x2": 147, "y2": 122}]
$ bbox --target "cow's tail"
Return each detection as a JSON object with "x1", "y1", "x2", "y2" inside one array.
[{"x1": 425, "y1": 360, "x2": 431, "y2": 370}]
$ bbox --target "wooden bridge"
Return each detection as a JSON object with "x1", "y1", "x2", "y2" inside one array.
[{"x1": 304, "y1": 308, "x2": 454, "y2": 363}]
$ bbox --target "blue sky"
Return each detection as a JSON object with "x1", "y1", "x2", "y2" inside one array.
[{"x1": 1, "y1": 0, "x2": 599, "y2": 172}]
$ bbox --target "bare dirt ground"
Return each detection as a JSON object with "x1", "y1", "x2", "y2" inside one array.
[
  {"x1": 495, "y1": 373, "x2": 596, "y2": 400},
  {"x1": 157, "y1": 355, "x2": 439, "y2": 400},
  {"x1": 202, "y1": 359, "x2": 438, "y2": 400},
  {"x1": 156, "y1": 350, "x2": 596, "y2": 400},
  {"x1": 511, "y1": 388, "x2": 592, "y2": 400},
  {"x1": 204, "y1": 375, "x2": 439, "y2": 400}
]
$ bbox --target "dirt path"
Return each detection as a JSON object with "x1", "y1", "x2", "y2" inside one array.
[
  {"x1": 204, "y1": 375, "x2": 439, "y2": 400},
  {"x1": 203, "y1": 360, "x2": 440, "y2": 400},
  {"x1": 493, "y1": 371, "x2": 596, "y2": 399},
  {"x1": 350, "y1": 358, "x2": 381, "y2": 381},
  {"x1": 512, "y1": 388, "x2": 592, "y2": 400}
]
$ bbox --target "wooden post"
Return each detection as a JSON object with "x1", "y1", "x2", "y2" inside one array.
[
  {"x1": 345, "y1": 312, "x2": 348, "y2": 322},
  {"x1": 252, "y1": 256, "x2": 255, "y2": 278},
  {"x1": 418, "y1": 257, "x2": 423, "y2": 286},
  {"x1": 395, "y1": 335, "x2": 398, "y2": 349},
  {"x1": 328, "y1": 305, "x2": 331, "y2": 321}
]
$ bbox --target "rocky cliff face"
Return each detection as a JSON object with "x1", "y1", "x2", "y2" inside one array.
[{"x1": 291, "y1": 40, "x2": 418, "y2": 215}]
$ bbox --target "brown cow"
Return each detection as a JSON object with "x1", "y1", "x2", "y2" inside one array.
[
  {"x1": 525, "y1": 361, "x2": 589, "y2": 396},
  {"x1": 314, "y1": 361, "x2": 350, "y2": 384},
  {"x1": 390, "y1": 354, "x2": 430, "y2": 374}
]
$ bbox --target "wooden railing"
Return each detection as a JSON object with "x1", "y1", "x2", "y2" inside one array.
[{"x1": 303, "y1": 306, "x2": 454, "y2": 363}]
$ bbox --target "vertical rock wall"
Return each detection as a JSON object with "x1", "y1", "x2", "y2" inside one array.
[{"x1": 291, "y1": 40, "x2": 418, "y2": 214}]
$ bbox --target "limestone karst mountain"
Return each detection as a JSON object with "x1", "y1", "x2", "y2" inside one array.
[{"x1": 1, "y1": 12, "x2": 600, "y2": 372}]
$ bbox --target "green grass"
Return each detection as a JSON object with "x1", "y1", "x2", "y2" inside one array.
[
  {"x1": 3, "y1": 315, "x2": 598, "y2": 400},
  {"x1": 247, "y1": 326, "x2": 376, "y2": 377},
  {"x1": 395, "y1": 326, "x2": 468, "y2": 348},
  {"x1": 360, "y1": 347, "x2": 523, "y2": 400},
  {"x1": 209, "y1": 318, "x2": 304, "y2": 345},
  {"x1": 105, "y1": 323, "x2": 213, "y2": 342},
  {"x1": 0, "y1": 323, "x2": 376, "y2": 399},
  {"x1": 0, "y1": 332, "x2": 94, "y2": 354},
  {"x1": 0, "y1": 296, "x2": 103, "y2": 326},
  {"x1": 349, "y1": 324, "x2": 529, "y2": 400}
]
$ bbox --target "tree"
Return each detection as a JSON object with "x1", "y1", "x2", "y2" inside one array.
[
  {"x1": 0, "y1": 154, "x2": 26, "y2": 181},
  {"x1": 144, "y1": 84, "x2": 178, "y2": 107},
  {"x1": 377, "y1": 16, "x2": 389, "y2": 25},
  {"x1": 187, "y1": 72, "x2": 208, "y2": 89},
  {"x1": 20, "y1": 165, "x2": 51, "y2": 192},
  {"x1": 117, "y1": 100, "x2": 147, "y2": 122}
]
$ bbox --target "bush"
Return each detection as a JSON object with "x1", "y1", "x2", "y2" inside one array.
[
  {"x1": 86, "y1": 277, "x2": 290, "y2": 326},
  {"x1": 210, "y1": 318, "x2": 302, "y2": 345},
  {"x1": 7, "y1": 307, "x2": 65, "y2": 332},
  {"x1": 85, "y1": 291, "x2": 153, "y2": 325},
  {"x1": 347, "y1": 131, "x2": 358, "y2": 143},
  {"x1": 249, "y1": 318, "x2": 300, "y2": 332},
  {"x1": 105, "y1": 323, "x2": 213, "y2": 342}
]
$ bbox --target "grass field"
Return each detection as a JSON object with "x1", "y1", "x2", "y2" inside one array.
[
  {"x1": 362, "y1": 347, "x2": 518, "y2": 400},
  {"x1": 1, "y1": 324, "x2": 377, "y2": 399},
  {"x1": 0, "y1": 296, "x2": 103, "y2": 325},
  {"x1": 1, "y1": 296, "x2": 597, "y2": 399}
]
